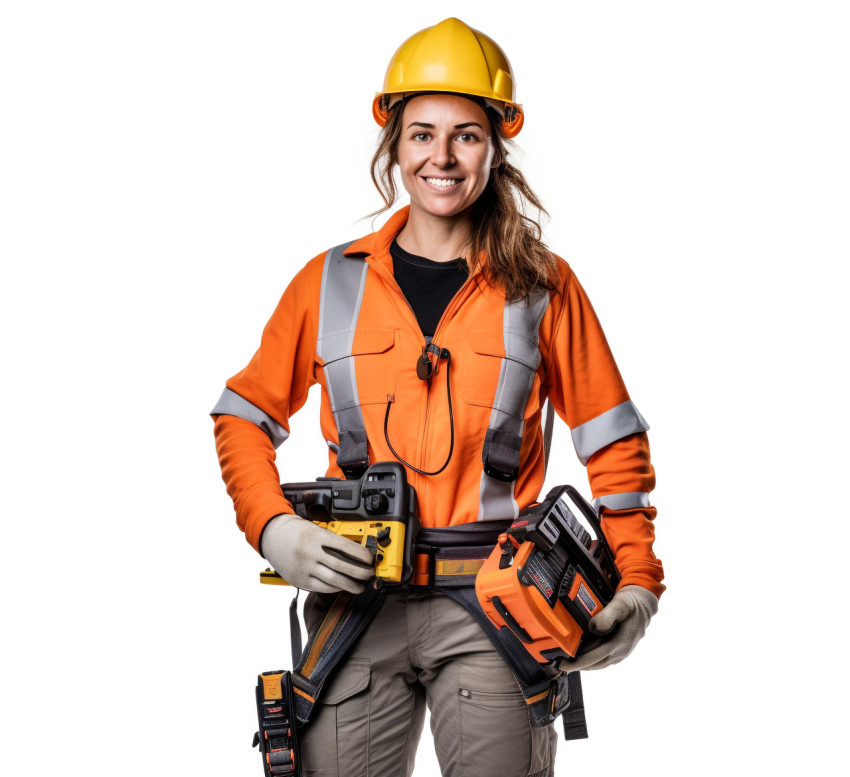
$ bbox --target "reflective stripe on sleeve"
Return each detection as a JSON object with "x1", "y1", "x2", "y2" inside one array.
[
  {"x1": 211, "y1": 388, "x2": 289, "y2": 448},
  {"x1": 570, "y1": 400, "x2": 650, "y2": 466},
  {"x1": 593, "y1": 491, "x2": 651, "y2": 512}
]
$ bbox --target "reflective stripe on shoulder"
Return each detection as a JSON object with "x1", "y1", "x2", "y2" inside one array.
[
  {"x1": 593, "y1": 491, "x2": 651, "y2": 512},
  {"x1": 570, "y1": 400, "x2": 649, "y2": 466},
  {"x1": 479, "y1": 290, "x2": 550, "y2": 519},
  {"x1": 211, "y1": 388, "x2": 289, "y2": 448},
  {"x1": 316, "y1": 241, "x2": 370, "y2": 472}
]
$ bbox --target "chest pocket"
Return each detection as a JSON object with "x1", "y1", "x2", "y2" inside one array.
[
  {"x1": 461, "y1": 328, "x2": 542, "y2": 420},
  {"x1": 344, "y1": 327, "x2": 399, "y2": 405},
  {"x1": 329, "y1": 326, "x2": 399, "y2": 406}
]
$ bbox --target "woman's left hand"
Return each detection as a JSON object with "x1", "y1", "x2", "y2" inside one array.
[{"x1": 557, "y1": 585, "x2": 659, "y2": 672}]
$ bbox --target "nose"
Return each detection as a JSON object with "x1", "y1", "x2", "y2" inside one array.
[{"x1": 430, "y1": 136, "x2": 455, "y2": 168}]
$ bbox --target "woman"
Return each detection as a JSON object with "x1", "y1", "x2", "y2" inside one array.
[{"x1": 212, "y1": 18, "x2": 664, "y2": 777}]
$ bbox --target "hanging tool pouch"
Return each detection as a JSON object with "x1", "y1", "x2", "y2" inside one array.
[{"x1": 253, "y1": 670, "x2": 302, "y2": 777}]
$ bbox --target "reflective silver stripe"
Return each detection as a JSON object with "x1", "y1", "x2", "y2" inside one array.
[
  {"x1": 211, "y1": 388, "x2": 289, "y2": 449},
  {"x1": 477, "y1": 473, "x2": 518, "y2": 522},
  {"x1": 593, "y1": 492, "x2": 651, "y2": 511},
  {"x1": 479, "y1": 290, "x2": 550, "y2": 519},
  {"x1": 316, "y1": 241, "x2": 370, "y2": 471},
  {"x1": 570, "y1": 400, "x2": 649, "y2": 466}
]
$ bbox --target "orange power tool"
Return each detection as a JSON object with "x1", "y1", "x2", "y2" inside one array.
[{"x1": 475, "y1": 485, "x2": 621, "y2": 663}]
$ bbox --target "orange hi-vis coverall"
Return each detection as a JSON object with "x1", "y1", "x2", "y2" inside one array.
[{"x1": 212, "y1": 206, "x2": 664, "y2": 598}]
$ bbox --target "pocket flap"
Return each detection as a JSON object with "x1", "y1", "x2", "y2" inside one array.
[
  {"x1": 319, "y1": 657, "x2": 371, "y2": 705},
  {"x1": 350, "y1": 327, "x2": 395, "y2": 356},
  {"x1": 319, "y1": 327, "x2": 395, "y2": 365},
  {"x1": 465, "y1": 329, "x2": 505, "y2": 359},
  {"x1": 466, "y1": 328, "x2": 538, "y2": 370}
]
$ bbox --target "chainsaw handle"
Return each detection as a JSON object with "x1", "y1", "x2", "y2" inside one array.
[
  {"x1": 560, "y1": 485, "x2": 622, "y2": 588},
  {"x1": 561, "y1": 485, "x2": 604, "y2": 539}
]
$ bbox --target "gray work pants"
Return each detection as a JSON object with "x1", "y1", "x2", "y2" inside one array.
[{"x1": 300, "y1": 587, "x2": 557, "y2": 777}]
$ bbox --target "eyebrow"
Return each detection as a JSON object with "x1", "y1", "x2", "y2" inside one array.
[{"x1": 406, "y1": 121, "x2": 484, "y2": 130}]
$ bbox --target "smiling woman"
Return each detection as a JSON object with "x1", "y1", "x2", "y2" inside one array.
[
  {"x1": 397, "y1": 95, "x2": 496, "y2": 222},
  {"x1": 211, "y1": 16, "x2": 664, "y2": 777},
  {"x1": 370, "y1": 84, "x2": 557, "y2": 299}
]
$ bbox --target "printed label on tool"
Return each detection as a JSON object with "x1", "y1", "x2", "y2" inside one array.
[
  {"x1": 575, "y1": 581, "x2": 600, "y2": 615},
  {"x1": 522, "y1": 552, "x2": 557, "y2": 605}
]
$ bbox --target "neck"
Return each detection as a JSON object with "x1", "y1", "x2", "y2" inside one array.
[{"x1": 396, "y1": 204, "x2": 473, "y2": 263}]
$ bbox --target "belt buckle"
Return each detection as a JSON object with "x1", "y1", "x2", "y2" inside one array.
[
  {"x1": 413, "y1": 546, "x2": 438, "y2": 589},
  {"x1": 426, "y1": 547, "x2": 438, "y2": 590}
]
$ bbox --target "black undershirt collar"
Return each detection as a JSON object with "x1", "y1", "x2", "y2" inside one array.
[{"x1": 390, "y1": 238, "x2": 468, "y2": 339}]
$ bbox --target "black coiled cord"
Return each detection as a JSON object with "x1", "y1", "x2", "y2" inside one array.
[{"x1": 384, "y1": 349, "x2": 454, "y2": 476}]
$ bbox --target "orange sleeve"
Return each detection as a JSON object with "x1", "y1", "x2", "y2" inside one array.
[
  {"x1": 213, "y1": 414, "x2": 293, "y2": 554},
  {"x1": 588, "y1": 434, "x2": 665, "y2": 597},
  {"x1": 211, "y1": 256, "x2": 324, "y2": 553},
  {"x1": 545, "y1": 268, "x2": 665, "y2": 597}
]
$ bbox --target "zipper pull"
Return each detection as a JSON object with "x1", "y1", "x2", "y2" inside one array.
[
  {"x1": 417, "y1": 344, "x2": 444, "y2": 380},
  {"x1": 417, "y1": 347, "x2": 434, "y2": 380}
]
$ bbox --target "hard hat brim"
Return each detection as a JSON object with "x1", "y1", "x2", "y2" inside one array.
[{"x1": 372, "y1": 92, "x2": 524, "y2": 139}]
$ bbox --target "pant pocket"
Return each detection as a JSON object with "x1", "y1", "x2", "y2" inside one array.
[
  {"x1": 457, "y1": 686, "x2": 556, "y2": 777},
  {"x1": 300, "y1": 658, "x2": 371, "y2": 777}
]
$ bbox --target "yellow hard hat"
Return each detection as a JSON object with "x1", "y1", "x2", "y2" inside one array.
[{"x1": 372, "y1": 18, "x2": 524, "y2": 138}]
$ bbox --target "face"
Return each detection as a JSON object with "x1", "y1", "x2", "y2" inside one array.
[{"x1": 396, "y1": 93, "x2": 497, "y2": 222}]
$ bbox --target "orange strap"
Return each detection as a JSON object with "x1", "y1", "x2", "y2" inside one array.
[{"x1": 411, "y1": 554, "x2": 486, "y2": 586}]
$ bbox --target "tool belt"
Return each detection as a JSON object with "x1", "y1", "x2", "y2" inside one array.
[
  {"x1": 289, "y1": 521, "x2": 588, "y2": 741},
  {"x1": 411, "y1": 521, "x2": 511, "y2": 587}
]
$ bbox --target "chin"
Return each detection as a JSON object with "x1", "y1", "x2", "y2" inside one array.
[{"x1": 415, "y1": 199, "x2": 474, "y2": 221}]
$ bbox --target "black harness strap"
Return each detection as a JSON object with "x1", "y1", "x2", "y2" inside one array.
[{"x1": 290, "y1": 585, "x2": 388, "y2": 724}]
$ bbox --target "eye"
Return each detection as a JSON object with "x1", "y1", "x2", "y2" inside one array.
[
  {"x1": 457, "y1": 132, "x2": 477, "y2": 142},
  {"x1": 412, "y1": 132, "x2": 430, "y2": 142}
]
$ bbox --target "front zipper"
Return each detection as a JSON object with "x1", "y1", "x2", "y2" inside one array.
[
  {"x1": 370, "y1": 255, "x2": 479, "y2": 479},
  {"x1": 370, "y1": 266, "x2": 432, "y2": 485},
  {"x1": 418, "y1": 273, "x2": 477, "y2": 477}
]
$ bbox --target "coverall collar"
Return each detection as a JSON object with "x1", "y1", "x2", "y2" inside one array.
[
  {"x1": 344, "y1": 207, "x2": 410, "y2": 267},
  {"x1": 344, "y1": 205, "x2": 488, "y2": 289}
]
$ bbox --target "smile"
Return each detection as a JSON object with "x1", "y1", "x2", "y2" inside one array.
[{"x1": 424, "y1": 177, "x2": 462, "y2": 188}]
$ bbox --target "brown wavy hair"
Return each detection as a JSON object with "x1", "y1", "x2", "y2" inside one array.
[{"x1": 369, "y1": 100, "x2": 558, "y2": 302}]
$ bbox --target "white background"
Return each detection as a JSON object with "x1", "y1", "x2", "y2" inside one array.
[{"x1": 2, "y1": 1, "x2": 848, "y2": 774}]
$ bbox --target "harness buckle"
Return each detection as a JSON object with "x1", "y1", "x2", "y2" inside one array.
[
  {"x1": 412, "y1": 545, "x2": 439, "y2": 589},
  {"x1": 483, "y1": 459, "x2": 518, "y2": 483},
  {"x1": 424, "y1": 546, "x2": 438, "y2": 589},
  {"x1": 341, "y1": 461, "x2": 369, "y2": 480}
]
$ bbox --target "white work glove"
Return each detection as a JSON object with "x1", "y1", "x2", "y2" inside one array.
[
  {"x1": 558, "y1": 585, "x2": 658, "y2": 672},
  {"x1": 261, "y1": 514, "x2": 376, "y2": 594}
]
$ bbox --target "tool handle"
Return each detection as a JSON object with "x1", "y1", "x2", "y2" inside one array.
[
  {"x1": 260, "y1": 568, "x2": 292, "y2": 586},
  {"x1": 561, "y1": 485, "x2": 621, "y2": 588}
]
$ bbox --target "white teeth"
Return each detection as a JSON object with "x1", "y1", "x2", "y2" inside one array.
[{"x1": 426, "y1": 178, "x2": 460, "y2": 187}]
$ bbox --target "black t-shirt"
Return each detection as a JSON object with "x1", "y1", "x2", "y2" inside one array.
[{"x1": 390, "y1": 238, "x2": 468, "y2": 339}]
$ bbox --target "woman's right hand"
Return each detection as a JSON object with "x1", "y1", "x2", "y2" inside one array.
[{"x1": 260, "y1": 514, "x2": 376, "y2": 594}]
